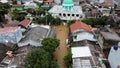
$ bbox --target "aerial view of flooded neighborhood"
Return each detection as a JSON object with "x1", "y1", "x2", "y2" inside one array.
[{"x1": 0, "y1": 0, "x2": 120, "y2": 68}]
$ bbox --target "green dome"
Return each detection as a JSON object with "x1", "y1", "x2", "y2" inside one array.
[
  {"x1": 63, "y1": 0, "x2": 73, "y2": 4},
  {"x1": 62, "y1": 0, "x2": 74, "y2": 10}
]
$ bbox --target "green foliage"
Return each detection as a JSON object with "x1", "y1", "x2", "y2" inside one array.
[
  {"x1": 0, "y1": 4, "x2": 8, "y2": 22},
  {"x1": 67, "y1": 20, "x2": 76, "y2": 26},
  {"x1": 25, "y1": 49, "x2": 51, "y2": 68},
  {"x1": 110, "y1": 8, "x2": 114, "y2": 14},
  {"x1": 33, "y1": 13, "x2": 61, "y2": 25},
  {"x1": 64, "y1": 49, "x2": 72, "y2": 68},
  {"x1": 25, "y1": 38, "x2": 60, "y2": 68},
  {"x1": 54, "y1": 17, "x2": 62, "y2": 25},
  {"x1": 2, "y1": 3, "x2": 11, "y2": 9},
  {"x1": 81, "y1": 16, "x2": 113, "y2": 27},
  {"x1": 82, "y1": 18, "x2": 98, "y2": 26},
  {"x1": 12, "y1": 10, "x2": 26, "y2": 21},
  {"x1": 12, "y1": 0, "x2": 17, "y2": 4},
  {"x1": 50, "y1": 61, "x2": 59, "y2": 68},
  {"x1": 41, "y1": 37, "x2": 60, "y2": 55}
]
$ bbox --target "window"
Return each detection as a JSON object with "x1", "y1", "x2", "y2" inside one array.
[
  {"x1": 72, "y1": 14, "x2": 74, "y2": 16},
  {"x1": 63, "y1": 13, "x2": 66, "y2": 17},
  {"x1": 68, "y1": 14, "x2": 70, "y2": 16},
  {"x1": 59, "y1": 13, "x2": 61, "y2": 16},
  {"x1": 76, "y1": 14, "x2": 79, "y2": 17}
]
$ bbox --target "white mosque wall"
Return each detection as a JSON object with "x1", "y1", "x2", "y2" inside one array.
[{"x1": 49, "y1": 5, "x2": 85, "y2": 20}]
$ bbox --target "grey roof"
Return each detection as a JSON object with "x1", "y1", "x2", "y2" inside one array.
[
  {"x1": 18, "y1": 27, "x2": 49, "y2": 47},
  {"x1": 100, "y1": 32, "x2": 120, "y2": 41}
]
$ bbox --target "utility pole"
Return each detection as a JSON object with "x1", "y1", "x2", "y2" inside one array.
[{"x1": 46, "y1": 11, "x2": 48, "y2": 25}]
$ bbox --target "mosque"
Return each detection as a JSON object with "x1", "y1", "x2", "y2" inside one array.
[{"x1": 48, "y1": 0, "x2": 85, "y2": 21}]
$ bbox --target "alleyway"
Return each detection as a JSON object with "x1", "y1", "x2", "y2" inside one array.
[{"x1": 54, "y1": 25, "x2": 68, "y2": 68}]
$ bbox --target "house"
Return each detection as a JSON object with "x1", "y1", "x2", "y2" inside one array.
[
  {"x1": 115, "y1": 4, "x2": 120, "y2": 16},
  {"x1": 72, "y1": 46, "x2": 92, "y2": 68},
  {"x1": 19, "y1": 19, "x2": 31, "y2": 29},
  {"x1": 99, "y1": 0, "x2": 114, "y2": 8},
  {"x1": 24, "y1": 1, "x2": 38, "y2": 9},
  {"x1": 0, "y1": 43, "x2": 13, "y2": 62},
  {"x1": 108, "y1": 44, "x2": 120, "y2": 68},
  {"x1": 0, "y1": 0, "x2": 8, "y2": 3},
  {"x1": 18, "y1": 26, "x2": 50, "y2": 47},
  {"x1": 0, "y1": 27, "x2": 22, "y2": 44},
  {"x1": 98, "y1": 27, "x2": 120, "y2": 57},
  {"x1": 70, "y1": 19, "x2": 96, "y2": 42},
  {"x1": 44, "y1": 0, "x2": 54, "y2": 5},
  {"x1": 0, "y1": 45, "x2": 36, "y2": 68},
  {"x1": 11, "y1": 4, "x2": 24, "y2": 11},
  {"x1": 69, "y1": 19, "x2": 106, "y2": 68}
]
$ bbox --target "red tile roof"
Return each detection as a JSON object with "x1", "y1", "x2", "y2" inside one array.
[
  {"x1": 70, "y1": 19, "x2": 92, "y2": 32},
  {"x1": 12, "y1": 4, "x2": 23, "y2": 7},
  {"x1": 3, "y1": 23, "x2": 18, "y2": 27},
  {"x1": 44, "y1": 0, "x2": 53, "y2": 3},
  {"x1": 19, "y1": 19, "x2": 31, "y2": 28},
  {"x1": 0, "y1": 27, "x2": 18, "y2": 34}
]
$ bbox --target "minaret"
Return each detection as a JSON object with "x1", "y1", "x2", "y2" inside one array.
[{"x1": 62, "y1": 0, "x2": 74, "y2": 10}]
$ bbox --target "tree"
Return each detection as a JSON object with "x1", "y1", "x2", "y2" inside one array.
[
  {"x1": 67, "y1": 19, "x2": 76, "y2": 26},
  {"x1": 25, "y1": 49, "x2": 51, "y2": 68},
  {"x1": 12, "y1": 0, "x2": 17, "y2": 4},
  {"x1": 12, "y1": 10, "x2": 26, "y2": 21},
  {"x1": 0, "y1": 8, "x2": 8, "y2": 22},
  {"x1": 81, "y1": 18, "x2": 98, "y2": 26},
  {"x1": 25, "y1": 37, "x2": 60, "y2": 68},
  {"x1": 2, "y1": 3, "x2": 11, "y2": 9},
  {"x1": 54, "y1": 17, "x2": 62, "y2": 25},
  {"x1": 41, "y1": 37, "x2": 60, "y2": 55},
  {"x1": 64, "y1": 49, "x2": 72, "y2": 68}
]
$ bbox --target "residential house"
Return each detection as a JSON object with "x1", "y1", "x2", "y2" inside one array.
[
  {"x1": 18, "y1": 26, "x2": 50, "y2": 47},
  {"x1": 115, "y1": 3, "x2": 120, "y2": 16},
  {"x1": 72, "y1": 46, "x2": 103, "y2": 68},
  {"x1": 0, "y1": 27, "x2": 22, "y2": 44},
  {"x1": 98, "y1": 27, "x2": 120, "y2": 57},
  {"x1": 69, "y1": 19, "x2": 106, "y2": 68},
  {"x1": 44, "y1": 0, "x2": 53, "y2": 5},
  {"x1": 24, "y1": 1, "x2": 38, "y2": 9},
  {"x1": 0, "y1": 43, "x2": 13, "y2": 62},
  {"x1": 98, "y1": 0, "x2": 114, "y2": 8},
  {"x1": 3, "y1": 19, "x2": 32, "y2": 32},
  {"x1": 18, "y1": 19, "x2": 31, "y2": 29},
  {"x1": 0, "y1": 0, "x2": 8, "y2": 3},
  {"x1": 70, "y1": 19, "x2": 96, "y2": 43},
  {"x1": 0, "y1": 45, "x2": 36, "y2": 68},
  {"x1": 108, "y1": 44, "x2": 120, "y2": 68},
  {"x1": 11, "y1": 4, "x2": 24, "y2": 11}
]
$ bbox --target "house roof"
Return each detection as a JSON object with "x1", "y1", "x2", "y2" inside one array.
[
  {"x1": 100, "y1": 32, "x2": 120, "y2": 41},
  {"x1": 18, "y1": 27, "x2": 49, "y2": 47},
  {"x1": 105, "y1": 0, "x2": 114, "y2": 7},
  {"x1": 3, "y1": 23, "x2": 18, "y2": 27},
  {"x1": 99, "y1": 0, "x2": 114, "y2": 7},
  {"x1": 71, "y1": 46, "x2": 92, "y2": 58},
  {"x1": 12, "y1": 4, "x2": 23, "y2": 7},
  {"x1": 44, "y1": 0, "x2": 53, "y2": 3},
  {"x1": 0, "y1": 27, "x2": 18, "y2": 34},
  {"x1": 19, "y1": 19, "x2": 31, "y2": 28},
  {"x1": 70, "y1": 19, "x2": 92, "y2": 32}
]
